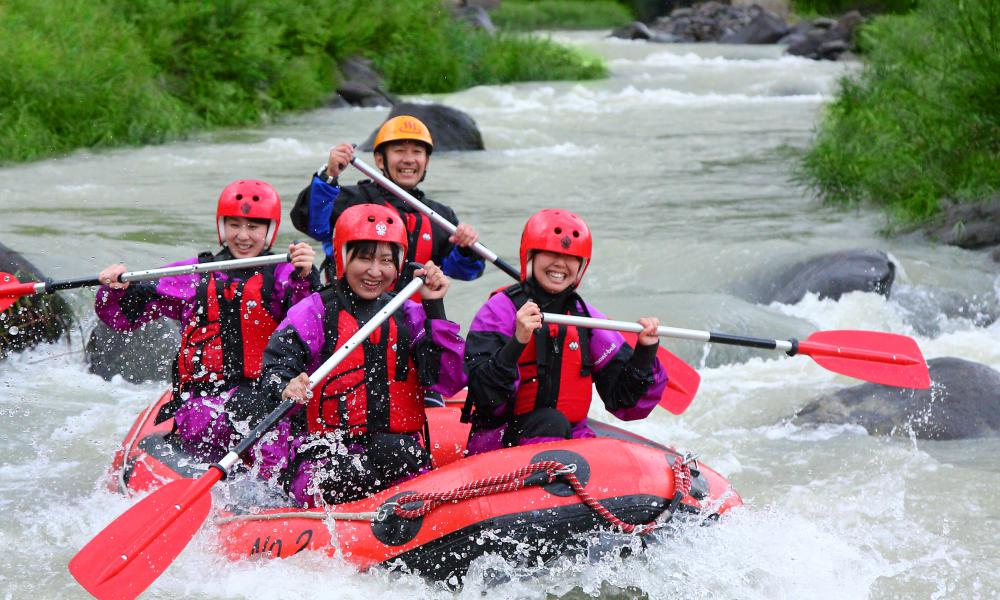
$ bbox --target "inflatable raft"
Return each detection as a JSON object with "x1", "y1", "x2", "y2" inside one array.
[{"x1": 109, "y1": 391, "x2": 742, "y2": 582}]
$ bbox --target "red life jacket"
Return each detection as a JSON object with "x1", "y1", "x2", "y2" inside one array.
[
  {"x1": 175, "y1": 256, "x2": 278, "y2": 390},
  {"x1": 307, "y1": 287, "x2": 424, "y2": 437},
  {"x1": 504, "y1": 285, "x2": 595, "y2": 424}
]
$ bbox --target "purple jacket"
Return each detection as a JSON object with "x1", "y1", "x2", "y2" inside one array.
[{"x1": 464, "y1": 289, "x2": 667, "y2": 449}]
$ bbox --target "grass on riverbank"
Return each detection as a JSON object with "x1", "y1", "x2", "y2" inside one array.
[
  {"x1": 799, "y1": 0, "x2": 1000, "y2": 224},
  {"x1": 491, "y1": 0, "x2": 633, "y2": 30},
  {"x1": 790, "y1": 0, "x2": 915, "y2": 16},
  {"x1": 0, "y1": 0, "x2": 605, "y2": 164}
]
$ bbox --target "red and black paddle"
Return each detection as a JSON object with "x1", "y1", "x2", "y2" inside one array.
[
  {"x1": 351, "y1": 156, "x2": 702, "y2": 413},
  {"x1": 542, "y1": 313, "x2": 930, "y2": 389},
  {"x1": 68, "y1": 275, "x2": 426, "y2": 600},
  {"x1": 0, "y1": 254, "x2": 292, "y2": 313}
]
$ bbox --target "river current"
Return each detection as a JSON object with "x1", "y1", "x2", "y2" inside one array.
[{"x1": 1, "y1": 32, "x2": 998, "y2": 599}]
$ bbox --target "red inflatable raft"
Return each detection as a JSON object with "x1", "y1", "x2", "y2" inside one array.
[{"x1": 109, "y1": 391, "x2": 742, "y2": 582}]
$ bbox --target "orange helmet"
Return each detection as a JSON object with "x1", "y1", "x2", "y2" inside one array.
[
  {"x1": 216, "y1": 180, "x2": 281, "y2": 249},
  {"x1": 373, "y1": 115, "x2": 434, "y2": 155},
  {"x1": 332, "y1": 204, "x2": 408, "y2": 279},
  {"x1": 520, "y1": 209, "x2": 592, "y2": 286}
]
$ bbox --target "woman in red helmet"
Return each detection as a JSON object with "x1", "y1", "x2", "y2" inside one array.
[
  {"x1": 461, "y1": 209, "x2": 667, "y2": 453},
  {"x1": 94, "y1": 180, "x2": 318, "y2": 478},
  {"x1": 290, "y1": 115, "x2": 485, "y2": 288},
  {"x1": 257, "y1": 203, "x2": 466, "y2": 507}
]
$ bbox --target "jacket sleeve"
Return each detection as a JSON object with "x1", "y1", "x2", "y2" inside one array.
[
  {"x1": 260, "y1": 294, "x2": 326, "y2": 403},
  {"x1": 93, "y1": 259, "x2": 199, "y2": 331},
  {"x1": 464, "y1": 295, "x2": 525, "y2": 415},
  {"x1": 586, "y1": 305, "x2": 667, "y2": 421},
  {"x1": 434, "y1": 203, "x2": 485, "y2": 281},
  {"x1": 291, "y1": 176, "x2": 339, "y2": 257},
  {"x1": 269, "y1": 263, "x2": 320, "y2": 318},
  {"x1": 404, "y1": 298, "x2": 467, "y2": 397}
]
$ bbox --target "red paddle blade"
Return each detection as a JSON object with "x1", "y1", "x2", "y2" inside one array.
[
  {"x1": 622, "y1": 332, "x2": 700, "y2": 414},
  {"x1": 800, "y1": 330, "x2": 930, "y2": 389},
  {"x1": 0, "y1": 272, "x2": 31, "y2": 312},
  {"x1": 69, "y1": 473, "x2": 220, "y2": 600}
]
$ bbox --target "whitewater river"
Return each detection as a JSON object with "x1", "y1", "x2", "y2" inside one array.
[{"x1": 2, "y1": 32, "x2": 998, "y2": 599}]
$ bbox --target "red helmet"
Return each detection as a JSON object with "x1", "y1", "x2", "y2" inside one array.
[
  {"x1": 520, "y1": 209, "x2": 592, "y2": 286},
  {"x1": 216, "y1": 180, "x2": 281, "y2": 249},
  {"x1": 332, "y1": 204, "x2": 408, "y2": 279}
]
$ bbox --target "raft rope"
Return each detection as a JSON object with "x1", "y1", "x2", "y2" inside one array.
[{"x1": 379, "y1": 457, "x2": 695, "y2": 535}]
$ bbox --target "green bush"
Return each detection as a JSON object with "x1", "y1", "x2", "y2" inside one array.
[
  {"x1": 492, "y1": 0, "x2": 633, "y2": 30},
  {"x1": 799, "y1": 0, "x2": 1000, "y2": 224},
  {"x1": 790, "y1": 0, "x2": 916, "y2": 15},
  {"x1": 0, "y1": 0, "x2": 605, "y2": 164}
]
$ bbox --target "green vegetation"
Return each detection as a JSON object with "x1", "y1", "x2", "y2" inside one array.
[
  {"x1": 492, "y1": 0, "x2": 633, "y2": 30},
  {"x1": 0, "y1": 0, "x2": 605, "y2": 164},
  {"x1": 790, "y1": 0, "x2": 916, "y2": 15},
  {"x1": 799, "y1": 0, "x2": 1000, "y2": 224}
]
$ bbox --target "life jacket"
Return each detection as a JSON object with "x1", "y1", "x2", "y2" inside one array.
[
  {"x1": 461, "y1": 284, "x2": 594, "y2": 427},
  {"x1": 158, "y1": 253, "x2": 280, "y2": 423},
  {"x1": 307, "y1": 286, "x2": 425, "y2": 437}
]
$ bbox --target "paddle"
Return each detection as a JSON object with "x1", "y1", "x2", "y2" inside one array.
[
  {"x1": 0, "y1": 253, "x2": 292, "y2": 313},
  {"x1": 69, "y1": 275, "x2": 426, "y2": 600},
  {"x1": 350, "y1": 157, "x2": 700, "y2": 413},
  {"x1": 541, "y1": 313, "x2": 931, "y2": 389}
]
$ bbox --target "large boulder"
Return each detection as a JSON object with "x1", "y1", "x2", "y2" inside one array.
[
  {"x1": 85, "y1": 318, "x2": 179, "y2": 383},
  {"x1": 922, "y1": 195, "x2": 1000, "y2": 249},
  {"x1": 786, "y1": 10, "x2": 863, "y2": 60},
  {"x1": 794, "y1": 357, "x2": 1000, "y2": 439},
  {"x1": 0, "y1": 242, "x2": 72, "y2": 358},
  {"x1": 360, "y1": 102, "x2": 485, "y2": 152},
  {"x1": 332, "y1": 56, "x2": 398, "y2": 108},
  {"x1": 738, "y1": 249, "x2": 896, "y2": 305},
  {"x1": 719, "y1": 9, "x2": 789, "y2": 44}
]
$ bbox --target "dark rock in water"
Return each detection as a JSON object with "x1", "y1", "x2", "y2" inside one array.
[
  {"x1": 923, "y1": 195, "x2": 1000, "y2": 249},
  {"x1": 719, "y1": 9, "x2": 789, "y2": 44},
  {"x1": 611, "y1": 21, "x2": 678, "y2": 43},
  {"x1": 360, "y1": 102, "x2": 485, "y2": 152},
  {"x1": 795, "y1": 357, "x2": 1000, "y2": 439},
  {"x1": 331, "y1": 56, "x2": 398, "y2": 108},
  {"x1": 86, "y1": 319, "x2": 179, "y2": 383},
  {"x1": 891, "y1": 285, "x2": 999, "y2": 336},
  {"x1": 739, "y1": 249, "x2": 895, "y2": 305},
  {"x1": 0, "y1": 242, "x2": 72, "y2": 358},
  {"x1": 786, "y1": 10, "x2": 863, "y2": 61}
]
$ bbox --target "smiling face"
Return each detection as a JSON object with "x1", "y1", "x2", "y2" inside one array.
[
  {"x1": 374, "y1": 140, "x2": 429, "y2": 189},
  {"x1": 344, "y1": 241, "x2": 400, "y2": 300},
  {"x1": 530, "y1": 250, "x2": 582, "y2": 294},
  {"x1": 223, "y1": 216, "x2": 268, "y2": 258}
]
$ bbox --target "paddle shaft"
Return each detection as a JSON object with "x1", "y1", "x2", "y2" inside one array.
[
  {"x1": 350, "y1": 157, "x2": 520, "y2": 280},
  {"x1": 541, "y1": 312, "x2": 795, "y2": 351},
  {"x1": 1, "y1": 253, "x2": 291, "y2": 298}
]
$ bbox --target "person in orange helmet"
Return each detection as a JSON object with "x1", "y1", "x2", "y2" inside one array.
[
  {"x1": 291, "y1": 114, "x2": 484, "y2": 289},
  {"x1": 95, "y1": 180, "x2": 318, "y2": 479},
  {"x1": 461, "y1": 209, "x2": 667, "y2": 454}
]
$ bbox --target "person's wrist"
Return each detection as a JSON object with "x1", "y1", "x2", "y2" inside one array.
[{"x1": 315, "y1": 166, "x2": 338, "y2": 186}]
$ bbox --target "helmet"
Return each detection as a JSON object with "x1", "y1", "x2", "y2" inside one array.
[
  {"x1": 373, "y1": 115, "x2": 434, "y2": 155},
  {"x1": 216, "y1": 180, "x2": 281, "y2": 249},
  {"x1": 520, "y1": 209, "x2": 592, "y2": 286},
  {"x1": 332, "y1": 204, "x2": 408, "y2": 279}
]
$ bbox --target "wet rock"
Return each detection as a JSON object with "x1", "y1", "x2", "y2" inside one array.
[
  {"x1": 0, "y1": 242, "x2": 72, "y2": 358},
  {"x1": 891, "y1": 285, "x2": 998, "y2": 336},
  {"x1": 360, "y1": 102, "x2": 485, "y2": 152},
  {"x1": 738, "y1": 249, "x2": 896, "y2": 305},
  {"x1": 786, "y1": 10, "x2": 863, "y2": 60},
  {"x1": 85, "y1": 319, "x2": 179, "y2": 383},
  {"x1": 719, "y1": 9, "x2": 789, "y2": 44},
  {"x1": 923, "y1": 195, "x2": 1000, "y2": 249},
  {"x1": 331, "y1": 56, "x2": 398, "y2": 108},
  {"x1": 611, "y1": 21, "x2": 678, "y2": 43},
  {"x1": 794, "y1": 357, "x2": 1000, "y2": 439}
]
